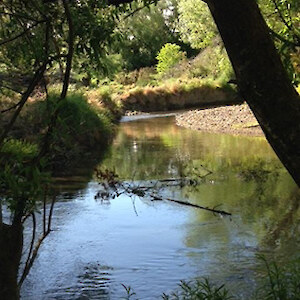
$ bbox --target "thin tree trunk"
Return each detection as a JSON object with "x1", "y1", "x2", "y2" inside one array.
[
  {"x1": 206, "y1": 0, "x2": 300, "y2": 186},
  {"x1": 0, "y1": 223, "x2": 23, "y2": 300}
]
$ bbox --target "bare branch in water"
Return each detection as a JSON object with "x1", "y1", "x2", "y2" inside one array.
[{"x1": 95, "y1": 168, "x2": 231, "y2": 217}]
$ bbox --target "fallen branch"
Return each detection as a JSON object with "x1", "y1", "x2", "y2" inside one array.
[
  {"x1": 150, "y1": 194, "x2": 231, "y2": 216},
  {"x1": 95, "y1": 169, "x2": 231, "y2": 217}
]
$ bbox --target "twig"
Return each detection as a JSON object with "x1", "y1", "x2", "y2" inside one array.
[
  {"x1": 0, "y1": 54, "x2": 65, "y2": 147},
  {"x1": 47, "y1": 194, "x2": 56, "y2": 233},
  {"x1": 0, "y1": 11, "x2": 40, "y2": 22},
  {"x1": 95, "y1": 170, "x2": 231, "y2": 216},
  {"x1": 43, "y1": 189, "x2": 47, "y2": 235},
  {"x1": 18, "y1": 194, "x2": 56, "y2": 289},
  {"x1": 131, "y1": 199, "x2": 139, "y2": 216},
  {"x1": 18, "y1": 212, "x2": 36, "y2": 287},
  {"x1": 0, "y1": 83, "x2": 23, "y2": 96},
  {"x1": 123, "y1": 0, "x2": 156, "y2": 19},
  {"x1": 269, "y1": 27, "x2": 299, "y2": 48},
  {"x1": 1, "y1": 99, "x2": 23, "y2": 113},
  {"x1": 0, "y1": 20, "x2": 46, "y2": 46}
]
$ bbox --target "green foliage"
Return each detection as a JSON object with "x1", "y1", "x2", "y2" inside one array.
[
  {"x1": 177, "y1": 0, "x2": 217, "y2": 49},
  {"x1": 0, "y1": 139, "x2": 49, "y2": 213},
  {"x1": 161, "y1": 279, "x2": 232, "y2": 300},
  {"x1": 156, "y1": 43, "x2": 186, "y2": 75},
  {"x1": 109, "y1": 0, "x2": 189, "y2": 72},
  {"x1": 121, "y1": 284, "x2": 137, "y2": 300},
  {"x1": 39, "y1": 92, "x2": 114, "y2": 163},
  {"x1": 163, "y1": 43, "x2": 233, "y2": 85},
  {"x1": 72, "y1": 2, "x2": 120, "y2": 78},
  {"x1": 1, "y1": 139, "x2": 38, "y2": 161},
  {"x1": 256, "y1": 255, "x2": 300, "y2": 300},
  {"x1": 258, "y1": 0, "x2": 300, "y2": 84}
]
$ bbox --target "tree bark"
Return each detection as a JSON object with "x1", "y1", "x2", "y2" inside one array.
[
  {"x1": 0, "y1": 223, "x2": 23, "y2": 300},
  {"x1": 206, "y1": 0, "x2": 300, "y2": 187}
]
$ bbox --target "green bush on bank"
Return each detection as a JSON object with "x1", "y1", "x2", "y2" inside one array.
[
  {"x1": 34, "y1": 92, "x2": 116, "y2": 168},
  {"x1": 1, "y1": 88, "x2": 120, "y2": 172}
]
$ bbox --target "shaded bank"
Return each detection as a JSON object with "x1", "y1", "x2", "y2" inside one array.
[{"x1": 0, "y1": 90, "x2": 122, "y2": 174}]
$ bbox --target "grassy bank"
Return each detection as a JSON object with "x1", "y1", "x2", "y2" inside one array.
[
  {"x1": 0, "y1": 86, "x2": 122, "y2": 174},
  {"x1": 76, "y1": 42, "x2": 241, "y2": 113},
  {"x1": 119, "y1": 78, "x2": 241, "y2": 112}
]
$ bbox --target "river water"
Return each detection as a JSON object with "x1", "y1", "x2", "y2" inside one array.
[{"x1": 21, "y1": 114, "x2": 300, "y2": 299}]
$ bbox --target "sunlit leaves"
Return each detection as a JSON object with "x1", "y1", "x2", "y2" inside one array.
[
  {"x1": 156, "y1": 43, "x2": 186, "y2": 74},
  {"x1": 177, "y1": 0, "x2": 217, "y2": 49},
  {"x1": 258, "y1": 0, "x2": 300, "y2": 83}
]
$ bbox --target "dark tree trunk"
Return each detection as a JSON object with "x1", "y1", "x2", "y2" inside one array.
[
  {"x1": 206, "y1": 0, "x2": 300, "y2": 186},
  {"x1": 0, "y1": 223, "x2": 23, "y2": 300}
]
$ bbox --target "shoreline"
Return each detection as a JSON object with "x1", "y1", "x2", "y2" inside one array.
[{"x1": 175, "y1": 103, "x2": 264, "y2": 137}]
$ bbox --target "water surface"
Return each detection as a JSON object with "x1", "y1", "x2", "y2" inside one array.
[{"x1": 21, "y1": 115, "x2": 300, "y2": 299}]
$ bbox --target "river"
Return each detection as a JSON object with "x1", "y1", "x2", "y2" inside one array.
[{"x1": 21, "y1": 114, "x2": 300, "y2": 299}]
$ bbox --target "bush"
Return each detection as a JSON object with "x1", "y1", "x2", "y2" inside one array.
[
  {"x1": 29, "y1": 92, "x2": 116, "y2": 169},
  {"x1": 156, "y1": 43, "x2": 186, "y2": 75}
]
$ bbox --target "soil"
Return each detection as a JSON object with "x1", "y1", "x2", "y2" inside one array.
[{"x1": 176, "y1": 103, "x2": 264, "y2": 136}]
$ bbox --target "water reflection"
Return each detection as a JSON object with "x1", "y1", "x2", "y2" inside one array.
[{"x1": 21, "y1": 115, "x2": 299, "y2": 299}]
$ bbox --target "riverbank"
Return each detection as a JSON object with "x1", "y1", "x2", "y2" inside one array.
[
  {"x1": 176, "y1": 103, "x2": 264, "y2": 136},
  {"x1": 0, "y1": 88, "x2": 122, "y2": 174},
  {"x1": 119, "y1": 79, "x2": 242, "y2": 112}
]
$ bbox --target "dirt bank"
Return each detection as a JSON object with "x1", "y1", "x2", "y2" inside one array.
[
  {"x1": 120, "y1": 83, "x2": 242, "y2": 112},
  {"x1": 176, "y1": 103, "x2": 264, "y2": 136}
]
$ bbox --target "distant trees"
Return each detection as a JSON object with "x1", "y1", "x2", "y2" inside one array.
[{"x1": 177, "y1": 0, "x2": 217, "y2": 49}]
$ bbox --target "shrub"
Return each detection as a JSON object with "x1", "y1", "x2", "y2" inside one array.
[{"x1": 156, "y1": 43, "x2": 186, "y2": 75}]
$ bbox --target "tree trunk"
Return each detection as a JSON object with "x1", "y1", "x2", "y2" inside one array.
[
  {"x1": 206, "y1": 0, "x2": 300, "y2": 187},
  {"x1": 0, "y1": 223, "x2": 23, "y2": 300}
]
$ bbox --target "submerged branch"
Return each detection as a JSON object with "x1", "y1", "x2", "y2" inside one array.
[
  {"x1": 150, "y1": 194, "x2": 231, "y2": 216},
  {"x1": 95, "y1": 169, "x2": 231, "y2": 217}
]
